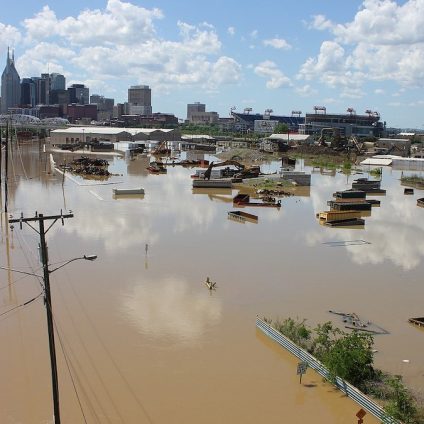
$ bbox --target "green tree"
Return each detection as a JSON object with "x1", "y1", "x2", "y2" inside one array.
[
  {"x1": 384, "y1": 376, "x2": 420, "y2": 423},
  {"x1": 311, "y1": 321, "x2": 340, "y2": 358},
  {"x1": 274, "y1": 123, "x2": 289, "y2": 133},
  {"x1": 322, "y1": 330, "x2": 375, "y2": 389},
  {"x1": 273, "y1": 317, "x2": 311, "y2": 349}
]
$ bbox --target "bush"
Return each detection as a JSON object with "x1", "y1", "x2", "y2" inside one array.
[
  {"x1": 272, "y1": 317, "x2": 311, "y2": 350},
  {"x1": 384, "y1": 376, "x2": 421, "y2": 424}
]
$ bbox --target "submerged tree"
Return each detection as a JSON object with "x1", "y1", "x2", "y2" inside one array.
[{"x1": 321, "y1": 330, "x2": 375, "y2": 389}]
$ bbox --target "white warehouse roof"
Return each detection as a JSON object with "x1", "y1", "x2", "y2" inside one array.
[
  {"x1": 267, "y1": 133, "x2": 310, "y2": 141},
  {"x1": 51, "y1": 127, "x2": 176, "y2": 136}
]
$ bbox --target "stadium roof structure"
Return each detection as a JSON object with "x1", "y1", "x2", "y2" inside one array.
[{"x1": 232, "y1": 112, "x2": 304, "y2": 128}]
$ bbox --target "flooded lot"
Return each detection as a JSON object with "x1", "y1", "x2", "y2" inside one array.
[{"x1": 1, "y1": 145, "x2": 423, "y2": 423}]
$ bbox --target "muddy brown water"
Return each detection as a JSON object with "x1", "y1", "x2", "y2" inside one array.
[{"x1": 1, "y1": 145, "x2": 423, "y2": 423}]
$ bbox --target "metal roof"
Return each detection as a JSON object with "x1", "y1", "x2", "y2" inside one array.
[
  {"x1": 267, "y1": 133, "x2": 310, "y2": 141},
  {"x1": 51, "y1": 127, "x2": 176, "y2": 135}
]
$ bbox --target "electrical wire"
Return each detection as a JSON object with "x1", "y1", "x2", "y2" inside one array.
[
  {"x1": 51, "y1": 311, "x2": 89, "y2": 424},
  {"x1": 0, "y1": 292, "x2": 42, "y2": 318},
  {"x1": 50, "y1": 244, "x2": 126, "y2": 423},
  {"x1": 15, "y1": 141, "x2": 29, "y2": 180},
  {"x1": 0, "y1": 272, "x2": 35, "y2": 291},
  {"x1": 51, "y1": 240, "x2": 153, "y2": 423},
  {"x1": 49, "y1": 287, "x2": 114, "y2": 424}
]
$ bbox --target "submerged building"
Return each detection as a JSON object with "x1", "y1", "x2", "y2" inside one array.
[{"x1": 1, "y1": 48, "x2": 21, "y2": 113}]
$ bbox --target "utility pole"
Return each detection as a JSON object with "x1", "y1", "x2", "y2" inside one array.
[
  {"x1": 9, "y1": 211, "x2": 74, "y2": 424},
  {"x1": 4, "y1": 119, "x2": 9, "y2": 212}
]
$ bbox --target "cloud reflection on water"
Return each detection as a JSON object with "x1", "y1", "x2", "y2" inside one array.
[
  {"x1": 306, "y1": 171, "x2": 424, "y2": 270},
  {"x1": 122, "y1": 277, "x2": 222, "y2": 342}
]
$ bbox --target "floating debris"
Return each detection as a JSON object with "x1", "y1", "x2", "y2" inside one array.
[
  {"x1": 328, "y1": 310, "x2": 389, "y2": 335},
  {"x1": 60, "y1": 156, "x2": 110, "y2": 177},
  {"x1": 322, "y1": 240, "x2": 371, "y2": 247},
  {"x1": 257, "y1": 188, "x2": 294, "y2": 197},
  {"x1": 233, "y1": 193, "x2": 281, "y2": 208},
  {"x1": 205, "y1": 277, "x2": 217, "y2": 290},
  {"x1": 408, "y1": 317, "x2": 424, "y2": 328},
  {"x1": 227, "y1": 210, "x2": 258, "y2": 224}
]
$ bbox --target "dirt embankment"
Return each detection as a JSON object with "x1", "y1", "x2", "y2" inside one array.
[
  {"x1": 215, "y1": 148, "x2": 278, "y2": 165},
  {"x1": 216, "y1": 146, "x2": 362, "y2": 166}
]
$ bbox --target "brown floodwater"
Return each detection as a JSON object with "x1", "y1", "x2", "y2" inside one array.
[{"x1": 1, "y1": 144, "x2": 424, "y2": 423}]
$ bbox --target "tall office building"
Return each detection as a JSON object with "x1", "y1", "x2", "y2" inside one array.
[
  {"x1": 128, "y1": 85, "x2": 152, "y2": 115},
  {"x1": 50, "y1": 73, "x2": 65, "y2": 90},
  {"x1": 68, "y1": 84, "x2": 89, "y2": 105},
  {"x1": 187, "y1": 102, "x2": 206, "y2": 121},
  {"x1": 1, "y1": 48, "x2": 21, "y2": 113},
  {"x1": 20, "y1": 78, "x2": 36, "y2": 107}
]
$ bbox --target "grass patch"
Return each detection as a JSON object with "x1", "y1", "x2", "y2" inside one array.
[
  {"x1": 370, "y1": 167, "x2": 382, "y2": 177},
  {"x1": 244, "y1": 178, "x2": 292, "y2": 190},
  {"x1": 401, "y1": 174, "x2": 424, "y2": 189}
]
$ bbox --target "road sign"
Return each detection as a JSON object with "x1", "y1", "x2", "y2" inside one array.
[
  {"x1": 297, "y1": 361, "x2": 308, "y2": 375},
  {"x1": 356, "y1": 409, "x2": 366, "y2": 419},
  {"x1": 297, "y1": 361, "x2": 308, "y2": 383}
]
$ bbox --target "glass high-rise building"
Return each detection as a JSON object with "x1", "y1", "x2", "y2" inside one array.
[
  {"x1": 50, "y1": 73, "x2": 65, "y2": 90},
  {"x1": 20, "y1": 78, "x2": 36, "y2": 107},
  {"x1": 1, "y1": 48, "x2": 21, "y2": 113},
  {"x1": 68, "y1": 84, "x2": 89, "y2": 105}
]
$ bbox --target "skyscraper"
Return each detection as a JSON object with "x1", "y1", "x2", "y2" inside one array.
[
  {"x1": 128, "y1": 85, "x2": 152, "y2": 115},
  {"x1": 20, "y1": 78, "x2": 36, "y2": 107},
  {"x1": 68, "y1": 84, "x2": 89, "y2": 105},
  {"x1": 1, "y1": 48, "x2": 21, "y2": 113},
  {"x1": 50, "y1": 73, "x2": 65, "y2": 90}
]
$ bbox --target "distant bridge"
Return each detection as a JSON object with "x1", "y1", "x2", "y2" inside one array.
[{"x1": 0, "y1": 114, "x2": 69, "y2": 130}]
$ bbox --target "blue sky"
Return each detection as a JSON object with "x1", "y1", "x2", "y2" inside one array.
[{"x1": 0, "y1": 0, "x2": 423, "y2": 128}]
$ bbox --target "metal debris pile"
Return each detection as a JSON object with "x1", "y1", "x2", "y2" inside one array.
[
  {"x1": 257, "y1": 188, "x2": 294, "y2": 197},
  {"x1": 329, "y1": 310, "x2": 389, "y2": 335},
  {"x1": 61, "y1": 156, "x2": 110, "y2": 176}
]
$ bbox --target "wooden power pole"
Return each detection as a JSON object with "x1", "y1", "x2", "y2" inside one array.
[{"x1": 9, "y1": 211, "x2": 74, "y2": 424}]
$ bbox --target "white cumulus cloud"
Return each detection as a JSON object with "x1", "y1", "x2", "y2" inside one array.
[
  {"x1": 254, "y1": 60, "x2": 291, "y2": 89},
  {"x1": 11, "y1": 1, "x2": 243, "y2": 95},
  {"x1": 301, "y1": 0, "x2": 424, "y2": 90},
  {"x1": 263, "y1": 38, "x2": 291, "y2": 50}
]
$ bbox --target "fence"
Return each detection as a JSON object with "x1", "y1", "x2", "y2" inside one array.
[{"x1": 256, "y1": 317, "x2": 399, "y2": 423}]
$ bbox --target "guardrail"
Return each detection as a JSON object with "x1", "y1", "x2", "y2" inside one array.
[{"x1": 256, "y1": 317, "x2": 399, "y2": 423}]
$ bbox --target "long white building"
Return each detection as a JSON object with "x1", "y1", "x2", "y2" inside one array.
[{"x1": 50, "y1": 127, "x2": 181, "y2": 145}]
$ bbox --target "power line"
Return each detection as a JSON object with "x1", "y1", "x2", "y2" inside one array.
[
  {"x1": 52, "y1": 310, "x2": 89, "y2": 424},
  {"x1": 10, "y1": 211, "x2": 74, "y2": 424},
  {"x1": 0, "y1": 292, "x2": 42, "y2": 318},
  {"x1": 50, "y1": 240, "x2": 154, "y2": 423}
]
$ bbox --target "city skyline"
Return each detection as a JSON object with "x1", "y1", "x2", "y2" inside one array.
[{"x1": 1, "y1": 0, "x2": 423, "y2": 128}]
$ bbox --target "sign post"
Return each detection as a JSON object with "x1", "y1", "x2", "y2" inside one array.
[
  {"x1": 296, "y1": 361, "x2": 308, "y2": 384},
  {"x1": 356, "y1": 408, "x2": 366, "y2": 424}
]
